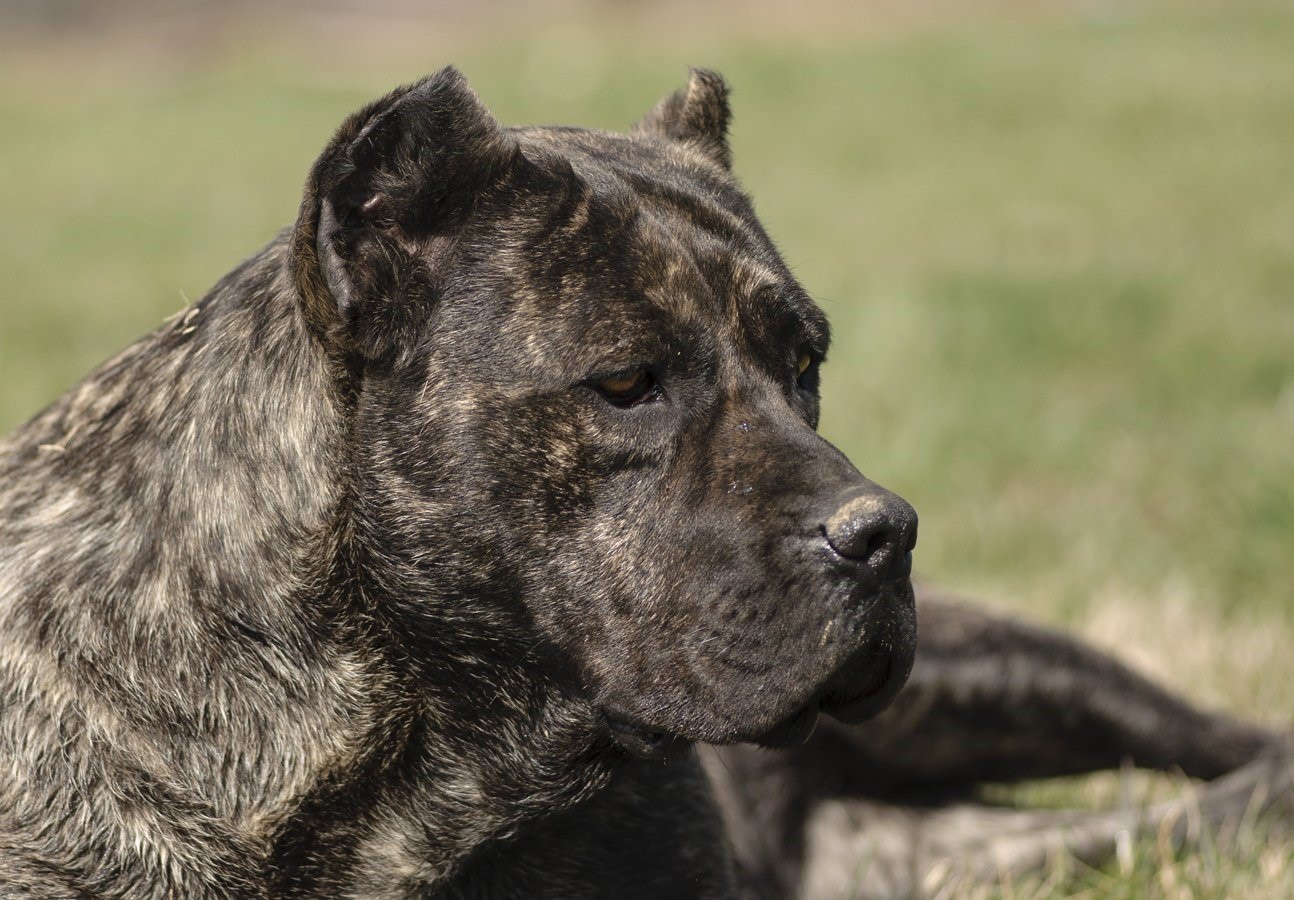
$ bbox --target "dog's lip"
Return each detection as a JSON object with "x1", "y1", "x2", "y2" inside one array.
[
  {"x1": 819, "y1": 650, "x2": 910, "y2": 725},
  {"x1": 755, "y1": 653, "x2": 898, "y2": 745},
  {"x1": 822, "y1": 653, "x2": 893, "y2": 709}
]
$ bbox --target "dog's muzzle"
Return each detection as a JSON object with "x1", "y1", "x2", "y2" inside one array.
[{"x1": 605, "y1": 485, "x2": 918, "y2": 761}]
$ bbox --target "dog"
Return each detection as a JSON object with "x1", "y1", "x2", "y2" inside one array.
[{"x1": 0, "y1": 67, "x2": 1286, "y2": 898}]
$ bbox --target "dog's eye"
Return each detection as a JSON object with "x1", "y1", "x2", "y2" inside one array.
[
  {"x1": 594, "y1": 369, "x2": 662, "y2": 408},
  {"x1": 796, "y1": 351, "x2": 820, "y2": 394}
]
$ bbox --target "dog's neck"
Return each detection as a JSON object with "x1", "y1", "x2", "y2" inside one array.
[{"x1": 0, "y1": 234, "x2": 616, "y2": 891}]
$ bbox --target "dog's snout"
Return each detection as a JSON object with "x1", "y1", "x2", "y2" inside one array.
[{"x1": 822, "y1": 490, "x2": 918, "y2": 579}]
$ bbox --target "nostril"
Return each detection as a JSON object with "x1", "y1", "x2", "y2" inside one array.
[{"x1": 865, "y1": 530, "x2": 890, "y2": 562}]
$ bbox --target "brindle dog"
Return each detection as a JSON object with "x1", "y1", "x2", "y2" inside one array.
[{"x1": 0, "y1": 68, "x2": 1286, "y2": 899}]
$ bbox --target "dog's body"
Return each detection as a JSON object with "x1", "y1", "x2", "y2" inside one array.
[{"x1": 0, "y1": 69, "x2": 1286, "y2": 898}]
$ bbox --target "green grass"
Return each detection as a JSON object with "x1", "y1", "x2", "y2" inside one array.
[{"x1": 1, "y1": 2, "x2": 1291, "y2": 895}]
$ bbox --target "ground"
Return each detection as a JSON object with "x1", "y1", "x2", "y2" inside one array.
[{"x1": 1, "y1": 1, "x2": 1291, "y2": 895}]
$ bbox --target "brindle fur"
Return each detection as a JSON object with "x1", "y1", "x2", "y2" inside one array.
[{"x1": 0, "y1": 69, "x2": 1287, "y2": 899}]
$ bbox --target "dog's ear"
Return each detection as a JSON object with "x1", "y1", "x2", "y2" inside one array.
[
  {"x1": 292, "y1": 67, "x2": 518, "y2": 357},
  {"x1": 633, "y1": 68, "x2": 732, "y2": 170}
]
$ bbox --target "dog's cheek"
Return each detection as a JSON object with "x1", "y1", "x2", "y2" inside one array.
[
  {"x1": 556, "y1": 505, "x2": 731, "y2": 679},
  {"x1": 473, "y1": 394, "x2": 597, "y2": 533}
]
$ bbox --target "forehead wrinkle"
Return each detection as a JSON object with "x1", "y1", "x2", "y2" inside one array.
[
  {"x1": 498, "y1": 181, "x2": 643, "y2": 331},
  {"x1": 516, "y1": 124, "x2": 763, "y2": 251},
  {"x1": 620, "y1": 169, "x2": 756, "y2": 249},
  {"x1": 570, "y1": 167, "x2": 641, "y2": 224},
  {"x1": 724, "y1": 259, "x2": 788, "y2": 333},
  {"x1": 508, "y1": 128, "x2": 824, "y2": 377},
  {"x1": 632, "y1": 214, "x2": 782, "y2": 401},
  {"x1": 656, "y1": 216, "x2": 801, "y2": 352},
  {"x1": 521, "y1": 126, "x2": 778, "y2": 299},
  {"x1": 514, "y1": 129, "x2": 643, "y2": 240},
  {"x1": 632, "y1": 202, "x2": 829, "y2": 381},
  {"x1": 634, "y1": 207, "x2": 716, "y2": 327}
]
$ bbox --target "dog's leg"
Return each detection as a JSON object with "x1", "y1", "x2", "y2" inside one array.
[
  {"x1": 710, "y1": 746, "x2": 1293, "y2": 899},
  {"x1": 825, "y1": 591, "x2": 1282, "y2": 793},
  {"x1": 795, "y1": 753, "x2": 1292, "y2": 900},
  {"x1": 705, "y1": 590, "x2": 1288, "y2": 898}
]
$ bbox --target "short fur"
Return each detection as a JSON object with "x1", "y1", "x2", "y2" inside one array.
[{"x1": 0, "y1": 68, "x2": 1287, "y2": 899}]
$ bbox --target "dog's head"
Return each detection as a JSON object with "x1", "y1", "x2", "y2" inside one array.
[{"x1": 291, "y1": 68, "x2": 917, "y2": 758}]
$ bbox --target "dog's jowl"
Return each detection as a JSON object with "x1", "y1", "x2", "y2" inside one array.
[{"x1": 0, "y1": 68, "x2": 917, "y2": 897}]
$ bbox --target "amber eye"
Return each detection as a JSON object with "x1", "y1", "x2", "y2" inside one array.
[
  {"x1": 796, "y1": 350, "x2": 819, "y2": 394},
  {"x1": 593, "y1": 369, "x2": 661, "y2": 407}
]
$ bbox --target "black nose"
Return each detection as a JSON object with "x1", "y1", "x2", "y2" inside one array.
[{"x1": 822, "y1": 489, "x2": 918, "y2": 579}]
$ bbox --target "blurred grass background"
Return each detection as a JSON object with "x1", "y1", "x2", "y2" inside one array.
[{"x1": 1, "y1": 0, "x2": 1291, "y2": 895}]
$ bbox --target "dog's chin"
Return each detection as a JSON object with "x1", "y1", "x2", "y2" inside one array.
[
  {"x1": 603, "y1": 709, "x2": 821, "y2": 761},
  {"x1": 747, "y1": 703, "x2": 821, "y2": 749}
]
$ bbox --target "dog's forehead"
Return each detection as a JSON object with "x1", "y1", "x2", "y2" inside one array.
[{"x1": 508, "y1": 125, "x2": 830, "y2": 352}]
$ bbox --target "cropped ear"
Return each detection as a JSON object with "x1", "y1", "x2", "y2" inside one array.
[
  {"x1": 291, "y1": 67, "x2": 519, "y2": 357},
  {"x1": 633, "y1": 68, "x2": 732, "y2": 170}
]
